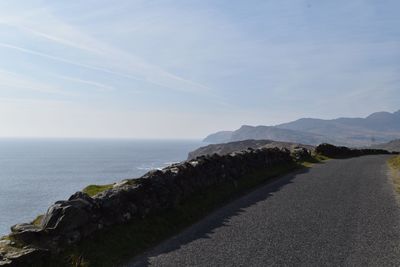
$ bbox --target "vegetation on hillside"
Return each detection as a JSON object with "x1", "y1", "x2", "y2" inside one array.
[
  {"x1": 372, "y1": 139, "x2": 400, "y2": 152},
  {"x1": 31, "y1": 214, "x2": 44, "y2": 226},
  {"x1": 82, "y1": 184, "x2": 114, "y2": 197},
  {"x1": 388, "y1": 156, "x2": 400, "y2": 192}
]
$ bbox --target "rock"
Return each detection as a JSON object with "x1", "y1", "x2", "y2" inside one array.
[
  {"x1": 55, "y1": 206, "x2": 89, "y2": 233},
  {"x1": 41, "y1": 191, "x2": 96, "y2": 236},
  {"x1": 0, "y1": 258, "x2": 12, "y2": 266},
  {"x1": 9, "y1": 224, "x2": 42, "y2": 244},
  {"x1": 10, "y1": 224, "x2": 40, "y2": 233},
  {"x1": 113, "y1": 179, "x2": 133, "y2": 188},
  {"x1": 40, "y1": 203, "x2": 64, "y2": 230},
  {"x1": 0, "y1": 247, "x2": 49, "y2": 267},
  {"x1": 291, "y1": 147, "x2": 312, "y2": 161},
  {"x1": 68, "y1": 191, "x2": 93, "y2": 203},
  {"x1": 65, "y1": 231, "x2": 81, "y2": 244},
  {"x1": 0, "y1": 239, "x2": 11, "y2": 247},
  {"x1": 41, "y1": 202, "x2": 90, "y2": 233}
]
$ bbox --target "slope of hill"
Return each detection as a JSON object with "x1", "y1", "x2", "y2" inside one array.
[
  {"x1": 203, "y1": 131, "x2": 233, "y2": 143},
  {"x1": 232, "y1": 125, "x2": 334, "y2": 145},
  {"x1": 204, "y1": 125, "x2": 335, "y2": 146},
  {"x1": 204, "y1": 110, "x2": 400, "y2": 146},
  {"x1": 370, "y1": 139, "x2": 400, "y2": 152}
]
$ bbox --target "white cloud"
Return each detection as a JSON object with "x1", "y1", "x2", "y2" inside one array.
[
  {"x1": 0, "y1": 69, "x2": 74, "y2": 96},
  {"x1": 53, "y1": 75, "x2": 115, "y2": 92},
  {"x1": 0, "y1": 7, "x2": 214, "y2": 94}
]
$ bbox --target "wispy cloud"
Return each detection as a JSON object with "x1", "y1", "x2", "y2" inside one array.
[
  {"x1": 0, "y1": 42, "x2": 144, "y2": 82},
  {"x1": 0, "y1": 7, "x2": 214, "y2": 94},
  {"x1": 55, "y1": 75, "x2": 115, "y2": 92},
  {"x1": 0, "y1": 68, "x2": 75, "y2": 96}
]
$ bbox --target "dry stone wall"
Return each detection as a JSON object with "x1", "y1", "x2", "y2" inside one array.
[
  {"x1": 1, "y1": 147, "x2": 293, "y2": 266},
  {"x1": 315, "y1": 143, "x2": 394, "y2": 158}
]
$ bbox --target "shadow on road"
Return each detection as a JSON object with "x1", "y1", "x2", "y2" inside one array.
[{"x1": 127, "y1": 167, "x2": 311, "y2": 267}]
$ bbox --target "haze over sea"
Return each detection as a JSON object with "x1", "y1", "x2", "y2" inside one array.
[{"x1": 0, "y1": 139, "x2": 202, "y2": 236}]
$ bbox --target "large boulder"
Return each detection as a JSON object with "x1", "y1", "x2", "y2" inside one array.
[{"x1": 29, "y1": 191, "x2": 100, "y2": 246}]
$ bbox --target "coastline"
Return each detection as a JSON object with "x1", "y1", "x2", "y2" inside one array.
[{"x1": 0, "y1": 139, "x2": 202, "y2": 236}]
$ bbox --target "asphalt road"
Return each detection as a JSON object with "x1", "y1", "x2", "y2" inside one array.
[{"x1": 126, "y1": 155, "x2": 400, "y2": 267}]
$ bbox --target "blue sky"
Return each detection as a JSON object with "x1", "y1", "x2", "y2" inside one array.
[{"x1": 0, "y1": 0, "x2": 399, "y2": 138}]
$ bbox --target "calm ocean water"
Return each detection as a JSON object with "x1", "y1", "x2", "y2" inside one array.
[{"x1": 0, "y1": 139, "x2": 202, "y2": 236}]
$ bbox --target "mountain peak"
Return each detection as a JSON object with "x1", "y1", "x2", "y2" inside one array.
[
  {"x1": 204, "y1": 110, "x2": 400, "y2": 146},
  {"x1": 366, "y1": 111, "x2": 393, "y2": 120},
  {"x1": 238, "y1": 125, "x2": 254, "y2": 130}
]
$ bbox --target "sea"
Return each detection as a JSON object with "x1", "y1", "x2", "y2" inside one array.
[{"x1": 0, "y1": 139, "x2": 203, "y2": 236}]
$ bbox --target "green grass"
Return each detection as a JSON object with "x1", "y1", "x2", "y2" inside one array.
[
  {"x1": 314, "y1": 154, "x2": 330, "y2": 161},
  {"x1": 82, "y1": 184, "x2": 114, "y2": 197},
  {"x1": 42, "y1": 155, "x2": 330, "y2": 267},
  {"x1": 389, "y1": 155, "x2": 400, "y2": 169},
  {"x1": 388, "y1": 156, "x2": 400, "y2": 193},
  {"x1": 31, "y1": 214, "x2": 44, "y2": 226},
  {"x1": 300, "y1": 153, "x2": 330, "y2": 168}
]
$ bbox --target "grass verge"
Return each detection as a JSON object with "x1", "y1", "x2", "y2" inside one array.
[
  {"x1": 31, "y1": 214, "x2": 44, "y2": 226},
  {"x1": 47, "y1": 156, "x2": 327, "y2": 267},
  {"x1": 388, "y1": 156, "x2": 400, "y2": 193},
  {"x1": 300, "y1": 153, "x2": 330, "y2": 168},
  {"x1": 82, "y1": 184, "x2": 114, "y2": 197}
]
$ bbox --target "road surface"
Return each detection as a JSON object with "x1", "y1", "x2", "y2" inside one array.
[{"x1": 126, "y1": 155, "x2": 400, "y2": 266}]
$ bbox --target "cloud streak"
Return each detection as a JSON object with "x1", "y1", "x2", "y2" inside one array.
[
  {"x1": 0, "y1": 8, "x2": 214, "y2": 95},
  {"x1": 0, "y1": 68, "x2": 75, "y2": 96},
  {"x1": 55, "y1": 75, "x2": 115, "y2": 92}
]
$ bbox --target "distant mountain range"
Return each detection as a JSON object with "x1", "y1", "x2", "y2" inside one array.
[
  {"x1": 204, "y1": 110, "x2": 400, "y2": 147},
  {"x1": 370, "y1": 139, "x2": 400, "y2": 152}
]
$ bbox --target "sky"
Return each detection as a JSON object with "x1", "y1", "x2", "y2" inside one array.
[{"x1": 0, "y1": 0, "x2": 399, "y2": 139}]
